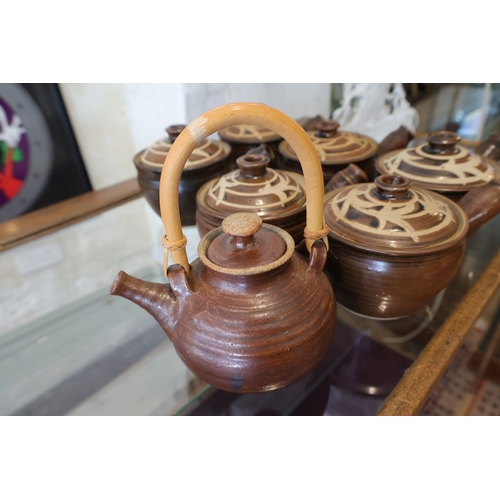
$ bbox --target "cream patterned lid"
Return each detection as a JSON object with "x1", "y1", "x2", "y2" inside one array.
[
  {"x1": 376, "y1": 131, "x2": 500, "y2": 193},
  {"x1": 219, "y1": 124, "x2": 281, "y2": 144},
  {"x1": 138, "y1": 124, "x2": 231, "y2": 171},
  {"x1": 279, "y1": 120, "x2": 378, "y2": 165},
  {"x1": 197, "y1": 153, "x2": 306, "y2": 219},
  {"x1": 324, "y1": 175, "x2": 468, "y2": 255}
]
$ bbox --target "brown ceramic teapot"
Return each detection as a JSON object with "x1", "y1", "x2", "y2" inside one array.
[
  {"x1": 111, "y1": 103, "x2": 336, "y2": 394},
  {"x1": 195, "y1": 152, "x2": 307, "y2": 244},
  {"x1": 323, "y1": 173, "x2": 500, "y2": 319},
  {"x1": 375, "y1": 130, "x2": 500, "y2": 201},
  {"x1": 134, "y1": 124, "x2": 232, "y2": 226}
]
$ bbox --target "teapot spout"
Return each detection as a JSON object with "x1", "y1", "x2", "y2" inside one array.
[{"x1": 110, "y1": 271, "x2": 177, "y2": 341}]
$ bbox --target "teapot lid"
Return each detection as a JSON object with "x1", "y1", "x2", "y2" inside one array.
[
  {"x1": 279, "y1": 120, "x2": 378, "y2": 165},
  {"x1": 137, "y1": 124, "x2": 231, "y2": 171},
  {"x1": 324, "y1": 174, "x2": 468, "y2": 255},
  {"x1": 376, "y1": 131, "x2": 500, "y2": 192},
  {"x1": 199, "y1": 213, "x2": 295, "y2": 275},
  {"x1": 219, "y1": 124, "x2": 281, "y2": 144},
  {"x1": 196, "y1": 153, "x2": 306, "y2": 219}
]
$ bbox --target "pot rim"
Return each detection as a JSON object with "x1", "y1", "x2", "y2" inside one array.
[
  {"x1": 219, "y1": 124, "x2": 282, "y2": 144},
  {"x1": 375, "y1": 148, "x2": 500, "y2": 193},
  {"x1": 324, "y1": 187, "x2": 469, "y2": 256},
  {"x1": 279, "y1": 129, "x2": 378, "y2": 165},
  {"x1": 134, "y1": 139, "x2": 231, "y2": 173},
  {"x1": 198, "y1": 222, "x2": 296, "y2": 275},
  {"x1": 196, "y1": 176, "x2": 307, "y2": 224}
]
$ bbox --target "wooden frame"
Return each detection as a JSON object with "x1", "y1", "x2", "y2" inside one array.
[
  {"x1": 377, "y1": 247, "x2": 500, "y2": 416},
  {"x1": 0, "y1": 178, "x2": 142, "y2": 252}
]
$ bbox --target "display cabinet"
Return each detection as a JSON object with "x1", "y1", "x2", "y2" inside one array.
[
  {"x1": 1, "y1": 138, "x2": 500, "y2": 416},
  {"x1": 174, "y1": 216, "x2": 500, "y2": 416}
]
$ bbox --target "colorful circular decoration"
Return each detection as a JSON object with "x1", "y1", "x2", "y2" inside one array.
[{"x1": 0, "y1": 84, "x2": 53, "y2": 221}]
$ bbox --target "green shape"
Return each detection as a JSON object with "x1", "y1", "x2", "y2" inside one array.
[
  {"x1": 0, "y1": 143, "x2": 23, "y2": 163},
  {"x1": 0, "y1": 142, "x2": 6, "y2": 164},
  {"x1": 13, "y1": 147, "x2": 23, "y2": 162}
]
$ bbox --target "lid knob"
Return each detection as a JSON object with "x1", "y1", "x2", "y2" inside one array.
[
  {"x1": 236, "y1": 153, "x2": 269, "y2": 178},
  {"x1": 222, "y1": 212, "x2": 263, "y2": 238},
  {"x1": 425, "y1": 131, "x2": 460, "y2": 154},
  {"x1": 315, "y1": 120, "x2": 340, "y2": 138},
  {"x1": 205, "y1": 212, "x2": 287, "y2": 269},
  {"x1": 374, "y1": 174, "x2": 412, "y2": 200},
  {"x1": 166, "y1": 124, "x2": 186, "y2": 143}
]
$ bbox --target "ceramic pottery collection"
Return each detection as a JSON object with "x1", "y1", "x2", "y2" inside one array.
[{"x1": 116, "y1": 104, "x2": 500, "y2": 393}]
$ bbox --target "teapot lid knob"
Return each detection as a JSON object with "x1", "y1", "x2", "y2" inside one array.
[
  {"x1": 315, "y1": 120, "x2": 340, "y2": 138},
  {"x1": 166, "y1": 124, "x2": 186, "y2": 142},
  {"x1": 424, "y1": 131, "x2": 460, "y2": 154},
  {"x1": 236, "y1": 153, "x2": 269, "y2": 178},
  {"x1": 205, "y1": 212, "x2": 289, "y2": 271},
  {"x1": 374, "y1": 174, "x2": 412, "y2": 200},
  {"x1": 222, "y1": 212, "x2": 263, "y2": 237}
]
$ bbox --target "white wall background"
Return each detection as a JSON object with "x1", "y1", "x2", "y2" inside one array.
[
  {"x1": 0, "y1": 83, "x2": 331, "y2": 336},
  {"x1": 183, "y1": 83, "x2": 331, "y2": 123}
]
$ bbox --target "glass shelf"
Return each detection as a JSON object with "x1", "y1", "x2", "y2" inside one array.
[
  {"x1": 2, "y1": 203, "x2": 500, "y2": 416},
  {"x1": 174, "y1": 214, "x2": 500, "y2": 416}
]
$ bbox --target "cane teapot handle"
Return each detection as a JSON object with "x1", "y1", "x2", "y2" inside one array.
[{"x1": 159, "y1": 102, "x2": 327, "y2": 275}]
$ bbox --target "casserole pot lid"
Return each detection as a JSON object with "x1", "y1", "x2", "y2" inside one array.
[
  {"x1": 137, "y1": 124, "x2": 231, "y2": 171},
  {"x1": 279, "y1": 119, "x2": 378, "y2": 165},
  {"x1": 324, "y1": 174, "x2": 468, "y2": 255},
  {"x1": 376, "y1": 131, "x2": 499, "y2": 192},
  {"x1": 200, "y1": 213, "x2": 293, "y2": 273},
  {"x1": 197, "y1": 153, "x2": 306, "y2": 219},
  {"x1": 219, "y1": 124, "x2": 281, "y2": 144}
]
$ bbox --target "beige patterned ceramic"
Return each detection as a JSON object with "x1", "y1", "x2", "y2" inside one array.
[
  {"x1": 278, "y1": 119, "x2": 378, "y2": 181},
  {"x1": 375, "y1": 131, "x2": 500, "y2": 200},
  {"x1": 323, "y1": 173, "x2": 500, "y2": 319},
  {"x1": 219, "y1": 124, "x2": 282, "y2": 169},
  {"x1": 134, "y1": 124, "x2": 232, "y2": 225},
  {"x1": 196, "y1": 153, "x2": 307, "y2": 243}
]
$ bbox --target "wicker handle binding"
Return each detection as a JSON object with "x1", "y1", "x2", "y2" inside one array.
[{"x1": 159, "y1": 102, "x2": 327, "y2": 275}]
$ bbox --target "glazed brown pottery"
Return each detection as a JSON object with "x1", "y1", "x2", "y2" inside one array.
[
  {"x1": 375, "y1": 130, "x2": 500, "y2": 202},
  {"x1": 111, "y1": 102, "x2": 336, "y2": 394},
  {"x1": 134, "y1": 124, "x2": 232, "y2": 226},
  {"x1": 219, "y1": 123, "x2": 282, "y2": 169},
  {"x1": 196, "y1": 152, "x2": 307, "y2": 244},
  {"x1": 376, "y1": 125, "x2": 415, "y2": 157},
  {"x1": 278, "y1": 119, "x2": 379, "y2": 182},
  {"x1": 324, "y1": 163, "x2": 368, "y2": 193},
  {"x1": 295, "y1": 114, "x2": 327, "y2": 131},
  {"x1": 323, "y1": 173, "x2": 500, "y2": 319}
]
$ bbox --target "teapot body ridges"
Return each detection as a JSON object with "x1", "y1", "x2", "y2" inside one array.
[
  {"x1": 113, "y1": 102, "x2": 336, "y2": 393},
  {"x1": 164, "y1": 246, "x2": 336, "y2": 393}
]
